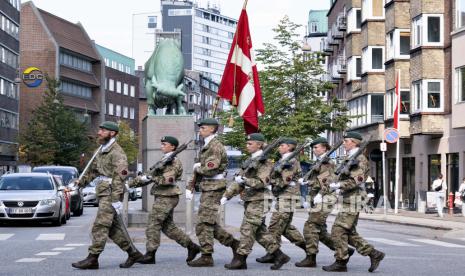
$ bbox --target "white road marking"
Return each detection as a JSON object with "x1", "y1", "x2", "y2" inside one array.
[
  {"x1": 365, "y1": 237, "x2": 419, "y2": 247},
  {"x1": 0, "y1": 234, "x2": 14, "y2": 241},
  {"x1": 36, "y1": 252, "x2": 61, "y2": 256},
  {"x1": 36, "y1": 234, "x2": 65, "y2": 241},
  {"x1": 52, "y1": 247, "x2": 75, "y2": 251},
  {"x1": 16, "y1": 258, "x2": 45, "y2": 263},
  {"x1": 410, "y1": 239, "x2": 465, "y2": 248},
  {"x1": 65, "y1": 243, "x2": 86, "y2": 247}
]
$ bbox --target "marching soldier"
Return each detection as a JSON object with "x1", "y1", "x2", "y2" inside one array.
[
  {"x1": 322, "y1": 132, "x2": 385, "y2": 273},
  {"x1": 72, "y1": 121, "x2": 143, "y2": 270},
  {"x1": 296, "y1": 137, "x2": 354, "y2": 267},
  {"x1": 256, "y1": 138, "x2": 307, "y2": 264},
  {"x1": 187, "y1": 118, "x2": 240, "y2": 267},
  {"x1": 221, "y1": 133, "x2": 290, "y2": 270},
  {"x1": 129, "y1": 136, "x2": 200, "y2": 264}
]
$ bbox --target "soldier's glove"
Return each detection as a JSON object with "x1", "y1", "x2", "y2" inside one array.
[
  {"x1": 329, "y1": 182, "x2": 341, "y2": 191},
  {"x1": 193, "y1": 162, "x2": 201, "y2": 172},
  {"x1": 302, "y1": 201, "x2": 310, "y2": 209},
  {"x1": 220, "y1": 197, "x2": 228, "y2": 205},
  {"x1": 139, "y1": 175, "x2": 152, "y2": 183},
  {"x1": 289, "y1": 181, "x2": 296, "y2": 187},
  {"x1": 185, "y1": 190, "x2": 194, "y2": 201},
  {"x1": 313, "y1": 193, "x2": 323, "y2": 204},
  {"x1": 234, "y1": 175, "x2": 245, "y2": 184},
  {"x1": 112, "y1": 201, "x2": 123, "y2": 215},
  {"x1": 298, "y1": 178, "x2": 308, "y2": 186}
]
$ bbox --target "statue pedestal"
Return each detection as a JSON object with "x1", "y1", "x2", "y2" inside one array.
[{"x1": 128, "y1": 115, "x2": 196, "y2": 231}]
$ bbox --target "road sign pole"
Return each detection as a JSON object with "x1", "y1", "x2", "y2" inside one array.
[{"x1": 381, "y1": 140, "x2": 387, "y2": 216}]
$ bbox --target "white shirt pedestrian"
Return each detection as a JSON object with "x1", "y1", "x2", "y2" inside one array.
[
  {"x1": 459, "y1": 181, "x2": 465, "y2": 217},
  {"x1": 432, "y1": 176, "x2": 446, "y2": 218}
]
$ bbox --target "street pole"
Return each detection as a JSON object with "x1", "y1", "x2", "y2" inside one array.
[
  {"x1": 381, "y1": 140, "x2": 387, "y2": 216},
  {"x1": 394, "y1": 69, "x2": 401, "y2": 214}
]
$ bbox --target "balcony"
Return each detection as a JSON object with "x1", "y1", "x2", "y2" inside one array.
[
  {"x1": 337, "y1": 55, "x2": 347, "y2": 74},
  {"x1": 337, "y1": 13, "x2": 347, "y2": 31},
  {"x1": 321, "y1": 38, "x2": 333, "y2": 53},
  {"x1": 331, "y1": 24, "x2": 343, "y2": 40},
  {"x1": 330, "y1": 64, "x2": 343, "y2": 82}
]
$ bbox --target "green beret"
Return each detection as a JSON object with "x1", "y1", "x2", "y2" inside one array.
[
  {"x1": 161, "y1": 136, "x2": 179, "y2": 147},
  {"x1": 247, "y1": 133, "x2": 265, "y2": 142},
  {"x1": 280, "y1": 137, "x2": 297, "y2": 145},
  {"x1": 99, "y1": 121, "x2": 119, "y2": 132},
  {"x1": 197, "y1": 118, "x2": 219, "y2": 126},
  {"x1": 344, "y1": 132, "x2": 363, "y2": 141},
  {"x1": 310, "y1": 137, "x2": 328, "y2": 147}
]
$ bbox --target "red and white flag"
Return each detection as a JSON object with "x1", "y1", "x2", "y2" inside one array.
[
  {"x1": 217, "y1": 9, "x2": 264, "y2": 134},
  {"x1": 393, "y1": 70, "x2": 400, "y2": 130}
]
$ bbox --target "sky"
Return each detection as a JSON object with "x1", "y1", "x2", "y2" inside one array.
[{"x1": 28, "y1": 0, "x2": 329, "y2": 66}]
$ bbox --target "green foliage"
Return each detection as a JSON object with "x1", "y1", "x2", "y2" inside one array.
[
  {"x1": 19, "y1": 76, "x2": 92, "y2": 167},
  {"x1": 116, "y1": 120, "x2": 139, "y2": 165},
  {"x1": 220, "y1": 16, "x2": 349, "y2": 150}
]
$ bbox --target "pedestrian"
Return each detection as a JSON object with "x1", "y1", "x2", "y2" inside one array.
[
  {"x1": 432, "y1": 174, "x2": 447, "y2": 218},
  {"x1": 72, "y1": 121, "x2": 143, "y2": 270},
  {"x1": 186, "y1": 118, "x2": 239, "y2": 267},
  {"x1": 458, "y1": 178, "x2": 465, "y2": 217},
  {"x1": 322, "y1": 132, "x2": 385, "y2": 273},
  {"x1": 129, "y1": 136, "x2": 200, "y2": 264},
  {"x1": 256, "y1": 138, "x2": 307, "y2": 264},
  {"x1": 296, "y1": 137, "x2": 354, "y2": 268},
  {"x1": 221, "y1": 133, "x2": 290, "y2": 270}
]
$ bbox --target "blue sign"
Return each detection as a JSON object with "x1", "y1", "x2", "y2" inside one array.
[{"x1": 384, "y1": 128, "x2": 399, "y2": 144}]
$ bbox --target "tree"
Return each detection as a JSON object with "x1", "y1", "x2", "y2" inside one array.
[
  {"x1": 116, "y1": 120, "x2": 138, "y2": 165},
  {"x1": 220, "y1": 16, "x2": 349, "y2": 149},
  {"x1": 19, "y1": 77, "x2": 92, "y2": 167}
]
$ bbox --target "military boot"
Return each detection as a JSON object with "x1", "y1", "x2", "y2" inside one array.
[
  {"x1": 256, "y1": 252, "x2": 275, "y2": 263},
  {"x1": 187, "y1": 254, "x2": 214, "y2": 267},
  {"x1": 120, "y1": 247, "x2": 144, "y2": 268},
  {"x1": 344, "y1": 248, "x2": 355, "y2": 264},
  {"x1": 230, "y1": 239, "x2": 240, "y2": 259},
  {"x1": 72, "y1": 254, "x2": 99, "y2": 270},
  {"x1": 368, "y1": 249, "x2": 385, "y2": 272},
  {"x1": 137, "y1": 250, "x2": 156, "y2": 264},
  {"x1": 322, "y1": 260, "x2": 347, "y2": 272},
  {"x1": 270, "y1": 249, "x2": 290, "y2": 270},
  {"x1": 224, "y1": 254, "x2": 247, "y2": 270},
  {"x1": 186, "y1": 242, "x2": 200, "y2": 262},
  {"x1": 295, "y1": 254, "x2": 316, "y2": 267}
]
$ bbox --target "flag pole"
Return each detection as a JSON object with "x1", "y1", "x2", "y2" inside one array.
[{"x1": 394, "y1": 69, "x2": 401, "y2": 214}]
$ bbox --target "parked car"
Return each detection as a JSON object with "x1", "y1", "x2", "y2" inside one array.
[
  {"x1": 32, "y1": 166, "x2": 84, "y2": 216},
  {"x1": 82, "y1": 182, "x2": 98, "y2": 207},
  {"x1": 0, "y1": 173, "x2": 67, "y2": 226}
]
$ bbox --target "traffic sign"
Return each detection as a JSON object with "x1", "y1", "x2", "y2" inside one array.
[
  {"x1": 380, "y1": 142, "x2": 387, "y2": 152},
  {"x1": 384, "y1": 128, "x2": 399, "y2": 144}
]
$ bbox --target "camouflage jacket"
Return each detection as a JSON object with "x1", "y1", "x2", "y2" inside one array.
[
  {"x1": 198, "y1": 137, "x2": 228, "y2": 191},
  {"x1": 130, "y1": 156, "x2": 183, "y2": 196},
  {"x1": 223, "y1": 159, "x2": 272, "y2": 202},
  {"x1": 80, "y1": 141, "x2": 128, "y2": 203},
  {"x1": 309, "y1": 160, "x2": 336, "y2": 197},
  {"x1": 338, "y1": 153, "x2": 369, "y2": 199},
  {"x1": 270, "y1": 157, "x2": 301, "y2": 198}
]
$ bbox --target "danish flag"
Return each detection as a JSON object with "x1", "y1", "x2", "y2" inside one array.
[{"x1": 393, "y1": 70, "x2": 400, "y2": 130}]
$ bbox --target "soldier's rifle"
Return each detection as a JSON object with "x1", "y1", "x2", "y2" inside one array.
[
  {"x1": 238, "y1": 137, "x2": 283, "y2": 177},
  {"x1": 303, "y1": 139, "x2": 343, "y2": 181},
  {"x1": 148, "y1": 140, "x2": 193, "y2": 175},
  {"x1": 334, "y1": 139, "x2": 370, "y2": 177},
  {"x1": 272, "y1": 140, "x2": 312, "y2": 175},
  {"x1": 78, "y1": 145, "x2": 103, "y2": 183},
  {"x1": 187, "y1": 141, "x2": 202, "y2": 192}
]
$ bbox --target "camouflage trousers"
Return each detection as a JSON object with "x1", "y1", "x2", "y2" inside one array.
[
  {"x1": 88, "y1": 196, "x2": 133, "y2": 255},
  {"x1": 268, "y1": 197, "x2": 305, "y2": 247},
  {"x1": 237, "y1": 200, "x2": 279, "y2": 256},
  {"x1": 331, "y1": 209, "x2": 374, "y2": 261},
  {"x1": 196, "y1": 189, "x2": 235, "y2": 255},
  {"x1": 303, "y1": 201, "x2": 336, "y2": 255},
  {"x1": 146, "y1": 195, "x2": 192, "y2": 252}
]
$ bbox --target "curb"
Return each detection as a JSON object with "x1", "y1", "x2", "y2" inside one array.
[{"x1": 357, "y1": 215, "x2": 454, "y2": 231}]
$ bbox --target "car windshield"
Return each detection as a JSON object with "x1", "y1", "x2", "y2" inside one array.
[
  {"x1": 0, "y1": 176, "x2": 54, "y2": 190},
  {"x1": 33, "y1": 169, "x2": 74, "y2": 184}
]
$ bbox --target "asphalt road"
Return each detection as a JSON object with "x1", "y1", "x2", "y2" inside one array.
[{"x1": 1, "y1": 198, "x2": 464, "y2": 276}]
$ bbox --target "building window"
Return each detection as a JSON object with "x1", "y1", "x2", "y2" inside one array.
[
  {"x1": 310, "y1": 22, "x2": 318, "y2": 33},
  {"x1": 428, "y1": 154, "x2": 441, "y2": 190},
  {"x1": 61, "y1": 81, "x2": 92, "y2": 99},
  {"x1": 109, "y1": 79, "x2": 114, "y2": 91},
  {"x1": 0, "y1": 14, "x2": 19, "y2": 39},
  {"x1": 401, "y1": 91, "x2": 410, "y2": 115},
  {"x1": 123, "y1": 106, "x2": 128, "y2": 118},
  {"x1": 111, "y1": 61, "x2": 117, "y2": 69},
  {"x1": 0, "y1": 109, "x2": 19, "y2": 130},
  {"x1": 116, "y1": 81, "x2": 122, "y2": 93},
  {"x1": 130, "y1": 85, "x2": 135, "y2": 97},
  {"x1": 386, "y1": 89, "x2": 410, "y2": 118},
  {"x1": 104, "y1": 58, "x2": 109, "y2": 66},
  {"x1": 0, "y1": 46, "x2": 19, "y2": 69},
  {"x1": 108, "y1": 103, "x2": 114, "y2": 115},
  {"x1": 347, "y1": 8, "x2": 361, "y2": 33},
  {"x1": 116, "y1": 105, "x2": 121, "y2": 117},
  {"x1": 457, "y1": 0, "x2": 465, "y2": 29},
  {"x1": 456, "y1": 67, "x2": 465, "y2": 102},
  {"x1": 0, "y1": 78, "x2": 18, "y2": 100},
  {"x1": 412, "y1": 79, "x2": 444, "y2": 112},
  {"x1": 118, "y1": 63, "x2": 124, "y2": 72},
  {"x1": 362, "y1": 46, "x2": 384, "y2": 73},
  {"x1": 59, "y1": 52, "x2": 92, "y2": 72},
  {"x1": 386, "y1": 30, "x2": 410, "y2": 61},
  {"x1": 130, "y1": 107, "x2": 135, "y2": 119},
  {"x1": 347, "y1": 56, "x2": 361, "y2": 81},
  {"x1": 347, "y1": 94, "x2": 384, "y2": 128},
  {"x1": 412, "y1": 14, "x2": 444, "y2": 48},
  {"x1": 123, "y1": 83, "x2": 128, "y2": 95},
  {"x1": 362, "y1": 0, "x2": 384, "y2": 22}
]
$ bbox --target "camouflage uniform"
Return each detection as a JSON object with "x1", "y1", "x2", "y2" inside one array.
[
  {"x1": 80, "y1": 141, "x2": 134, "y2": 255},
  {"x1": 269, "y1": 157, "x2": 306, "y2": 248},
  {"x1": 331, "y1": 154, "x2": 373, "y2": 261},
  {"x1": 223, "y1": 159, "x2": 279, "y2": 256},
  {"x1": 304, "y1": 159, "x2": 338, "y2": 255},
  {"x1": 130, "y1": 156, "x2": 193, "y2": 252},
  {"x1": 195, "y1": 136, "x2": 236, "y2": 255}
]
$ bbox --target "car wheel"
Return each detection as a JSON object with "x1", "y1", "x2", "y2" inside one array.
[
  {"x1": 61, "y1": 211, "x2": 67, "y2": 224},
  {"x1": 53, "y1": 210, "x2": 62, "y2": 226},
  {"x1": 74, "y1": 203, "x2": 84, "y2": 216}
]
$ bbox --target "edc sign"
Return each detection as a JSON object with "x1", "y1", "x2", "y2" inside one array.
[{"x1": 22, "y1": 67, "x2": 44, "y2": 88}]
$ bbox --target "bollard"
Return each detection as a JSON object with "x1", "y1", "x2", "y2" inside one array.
[{"x1": 448, "y1": 192, "x2": 454, "y2": 215}]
